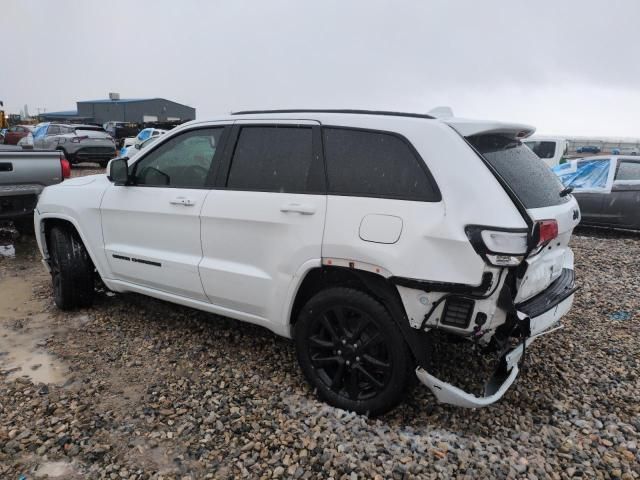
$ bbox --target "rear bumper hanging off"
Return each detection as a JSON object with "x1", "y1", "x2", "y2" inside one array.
[{"x1": 415, "y1": 276, "x2": 575, "y2": 408}]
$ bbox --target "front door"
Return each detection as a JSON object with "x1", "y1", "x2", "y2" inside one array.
[
  {"x1": 608, "y1": 159, "x2": 640, "y2": 228},
  {"x1": 199, "y1": 121, "x2": 326, "y2": 326},
  {"x1": 100, "y1": 126, "x2": 228, "y2": 301}
]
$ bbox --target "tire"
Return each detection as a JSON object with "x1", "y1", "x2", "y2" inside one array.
[
  {"x1": 294, "y1": 287, "x2": 414, "y2": 416},
  {"x1": 48, "y1": 226, "x2": 95, "y2": 310},
  {"x1": 13, "y1": 216, "x2": 35, "y2": 235}
]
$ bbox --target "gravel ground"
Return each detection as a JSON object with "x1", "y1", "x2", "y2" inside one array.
[{"x1": 0, "y1": 165, "x2": 638, "y2": 479}]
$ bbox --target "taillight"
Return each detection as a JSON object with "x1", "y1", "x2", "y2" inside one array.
[
  {"x1": 534, "y1": 219, "x2": 559, "y2": 247},
  {"x1": 60, "y1": 157, "x2": 71, "y2": 178},
  {"x1": 71, "y1": 135, "x2": 88, "y2": 143},
  {"x1": 465, "y1": 225, "x2": 529, "y2": 267}
]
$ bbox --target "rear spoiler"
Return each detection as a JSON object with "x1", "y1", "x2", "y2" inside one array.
[{"x1": 443, "y1": 118, "x2": 535, "y2": 140}]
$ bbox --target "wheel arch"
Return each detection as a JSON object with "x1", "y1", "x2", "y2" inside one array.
[
  {"x1": 39, "y1": 215, "x2": 101, "y2": 277},
  {"x1": 288, "y1": 266, "x2": 431, "y2": 367}
]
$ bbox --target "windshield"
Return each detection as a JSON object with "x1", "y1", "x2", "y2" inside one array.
[{"x1": 468, "y1": 134, "x2": 569, "y2": 209}]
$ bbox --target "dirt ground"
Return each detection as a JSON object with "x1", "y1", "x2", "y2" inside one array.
[{"x1": 0, "y1": 164, "x2": 639, "y2": 479}]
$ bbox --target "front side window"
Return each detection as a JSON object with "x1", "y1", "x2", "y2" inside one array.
[
  {"x1": 615, "y1": 161, "x2": 640, "y2": 182},
  {"x1": 226, "y1": 126, "x2": 318, "y2": 193},
  {"x1": 133, "y1": 128, "x2": 222, "y2": 188},
  {"x1": 47, "y1": 125, "x2": 61, "y2": 136},
  {"x1": 323, "y1": 127, "x2": 439, "y2": 201}
]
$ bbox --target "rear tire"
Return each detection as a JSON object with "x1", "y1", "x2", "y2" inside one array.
[
  {"x1": 48, "y1": 226, "x2": 95, "y2": 310},
  {"x1": 294, "y1": 287, "x2": 413, "y2": 416}
]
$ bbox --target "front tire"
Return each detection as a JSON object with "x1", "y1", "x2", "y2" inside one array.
[
  {"x1": 294, "y1": 287, "x2": 413, "y2": 416},
  {"x1": 48, "y1": 226, "x2": 95, "y2": 310}
]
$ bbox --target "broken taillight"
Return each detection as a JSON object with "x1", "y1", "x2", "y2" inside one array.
[{"x1": 465, "y1": 225, "x2": 528, "y2": 267}]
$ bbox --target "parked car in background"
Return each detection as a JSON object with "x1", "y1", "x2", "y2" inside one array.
[
  {"x1": 32, "y1": 123, "x2": 117, "y2": 167},
  {"x1": 3, "y1": 125, "x2": 33, "y2": 145},
  {"x1": 576, "y1": 145, "x2": 601, "y2": 154},
  {"x1": 523, "y1": 136, "x2": 568, "y2": 167},
  {"x1": 120, "y1": 135, "x2": 161, "y2": 158},
  {"x1": 34, "y1": 109, "x2": 579, "y2": 414},
  {"x1": 103, "y1": 121, "x2": 140, "y2": 149},
  {"x1": 611, "y1": 147, "x2": 638, "y2": 155},
  {"x1": 121, "y1": 128, "x2": 166, "y2": 152},
  {"x1": 553, "y1": 155, "x2": 640, "y2": 230},
  {"x1": 0, "y1": 148, "x2": 70, "y2": 234}
]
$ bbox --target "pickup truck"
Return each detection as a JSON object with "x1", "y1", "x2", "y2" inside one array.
[{"x1": 0, "y1": 148, "x2": 70, "y2": 234}]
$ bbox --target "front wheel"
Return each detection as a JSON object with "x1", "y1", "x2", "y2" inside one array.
[
  {"x1": 294, "y1": 287, "x2": 414, "y2": 416},
  {"x1": 48, "y1": 226, "x2": 95, "y2": 310}
]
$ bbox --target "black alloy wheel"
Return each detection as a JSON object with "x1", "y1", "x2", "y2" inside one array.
[{"x1": 295, "y1": 287, "x2": 413, "y2": 415}]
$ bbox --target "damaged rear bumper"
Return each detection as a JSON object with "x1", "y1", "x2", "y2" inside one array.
[{"x1": 416, "y1": 269, "x2": 576, "y2": 408}]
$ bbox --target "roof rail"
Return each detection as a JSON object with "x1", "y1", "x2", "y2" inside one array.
[{"x1": 231, "y1": 109, "x2": 435, "y2": 120}]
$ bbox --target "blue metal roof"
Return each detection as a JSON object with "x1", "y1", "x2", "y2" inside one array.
[{"x1": 78, "y1": 98, "x2": 157, "y2": 104}]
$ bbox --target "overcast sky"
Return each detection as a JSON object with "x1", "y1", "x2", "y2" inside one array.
[{"x1": 2, "y1": 0, "x2": 640, "y2": 137}]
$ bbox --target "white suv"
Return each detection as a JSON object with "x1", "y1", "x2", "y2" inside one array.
[{"x1": 34, "y1": 110, "x2": 580, "y2": 415}]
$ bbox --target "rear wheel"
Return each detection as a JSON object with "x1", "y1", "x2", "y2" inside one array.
[
  {"x1": 48, "y1": 226, "x2": 94, "y2": 310},
  {"x1": 294, "y1": 287, "x2": 413, "y2": 416}
]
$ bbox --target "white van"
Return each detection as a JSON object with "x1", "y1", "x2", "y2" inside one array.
[{"x1": 523, "y1": 136, "x2": 568, "y2": 167}]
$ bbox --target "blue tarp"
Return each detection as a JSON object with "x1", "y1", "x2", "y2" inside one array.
[{"x1": 552, "y1": 159, "x2": 611, "y2": 190}]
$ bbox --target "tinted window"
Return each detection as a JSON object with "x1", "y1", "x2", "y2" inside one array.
[
  {"x1": 227, "y1": 126, "x2": 317, "y2": 193},
  {"x1": 616, "y1": 161, "x2": 640, "y2": 181},
  {"x1": 323, "y1": 128, "x2": 439, "y2": 201},
  {"x1": 468, "y1": 134, "x2": 568, "y2": 209},
  {"x1": 133, "y1": 128, "x2": 222, "y2": 188},
  {"x1": 47, "y1": 125, "x2": 61, "y2": 135}
]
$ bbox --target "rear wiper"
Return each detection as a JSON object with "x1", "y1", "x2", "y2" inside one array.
[{"x1": 559, "y1": 186, "x2": 574, "y2": 197}]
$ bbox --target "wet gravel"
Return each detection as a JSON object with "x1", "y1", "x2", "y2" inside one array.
[{"x1": 0, "y1": 167, "x2": 638, "y2": 479}]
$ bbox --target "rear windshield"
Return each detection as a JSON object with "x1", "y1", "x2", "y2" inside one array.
[{"x1": 468, "y1": 134, "x2": 569, "y2": 209}]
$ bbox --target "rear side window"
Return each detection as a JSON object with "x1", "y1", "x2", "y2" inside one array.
[
  {"x1": 322, "y1": 128, "x2": 440, "y2": 201},
  {"x1": 468, "y1": 134, "x2": 568, "y2": 209},
  {"x1": 226, "y1": 126, "x2": 318, "y2": 193},
  {"x1": 615, "y1": 161, "x2": 640, "y2": 182}
]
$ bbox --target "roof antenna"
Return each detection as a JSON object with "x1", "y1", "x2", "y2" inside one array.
[{"x1": 428, "y1": 106, "x2": 454, "y2": 118}]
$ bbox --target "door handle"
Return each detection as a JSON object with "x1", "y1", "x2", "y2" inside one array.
[
  {"x1": 280, "y1": 203, "x2": 316, "y2": 215},
  {"x1": 170, "y1": 197, "x2": 195, "y2": 206}
]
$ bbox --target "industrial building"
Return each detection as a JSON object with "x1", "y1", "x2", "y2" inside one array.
[{"x1": 40, "y1": 94, "x2": 195, "y2": 125}]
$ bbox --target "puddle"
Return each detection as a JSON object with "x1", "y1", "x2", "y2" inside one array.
[{"x1": 0, "y1": 276, "x2": 70, "y2": 385}]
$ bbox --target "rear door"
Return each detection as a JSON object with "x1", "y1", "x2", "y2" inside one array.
[
  {"x1": 609, "y1": 159, "x2": 640, "y2": 229},
  {"x1": 553, "y1": 158, "x2": 615, "y2": 226},
  {"x1": 199, "y1": 120, "x2": 326, "y2": 326},
  {"x1": 100, "y1": 126, "x2": 228, "y2": 301}
]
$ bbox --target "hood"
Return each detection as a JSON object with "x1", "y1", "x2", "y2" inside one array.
[{"x1": 57, "y1": 174, "x2": 108, "y2": 187}]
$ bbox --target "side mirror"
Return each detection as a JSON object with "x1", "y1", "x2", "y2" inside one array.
[{"x1": 108, "y1": 157, "x2": 129, "y2": 185}]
